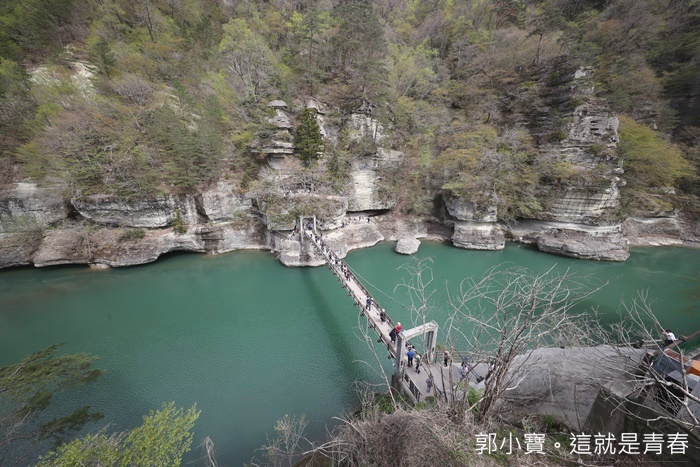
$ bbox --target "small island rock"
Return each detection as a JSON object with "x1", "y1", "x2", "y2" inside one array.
[{"x1": 395, "y1": 238, "x2": 420, "y2": 255}]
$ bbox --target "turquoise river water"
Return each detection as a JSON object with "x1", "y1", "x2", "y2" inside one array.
[{"x1": 1, "y1": 242, "x2": 699, "y2": 465}]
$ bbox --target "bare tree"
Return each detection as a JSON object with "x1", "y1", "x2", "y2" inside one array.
[
  {"x1": 395, "y1": 259, "x2": 607, "y2": 421},
  {"x1": 258, "y1": 414, "x2": 309, "y2": 467},
  {"x1": 449, "y1": 265, "x2": 605, "y2": 421},
  {"x1": 599, "y1": 291, "x2": 700, "y2": 433},
  {"x1": 198, "y1": 436, "x2": 220, "y2": 467}
]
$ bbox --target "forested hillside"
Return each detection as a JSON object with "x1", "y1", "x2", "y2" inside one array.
[{"x1": 0, "y1": 0, "x2": 698, "y2": 217}]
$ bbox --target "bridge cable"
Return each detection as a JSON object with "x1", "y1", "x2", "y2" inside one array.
[{"x1": 342, "y1": 261, "x2": 413, "y2": 313}]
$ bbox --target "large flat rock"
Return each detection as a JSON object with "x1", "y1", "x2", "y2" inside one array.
[
  {"x1": 72, "y1": 194, "x2": 199, "y2": 228},
  {"x1": 536, "y1": 229, "x2": 629, "y2": 261},
  {"x1": 500, "y1": 346, "x2": 643, "y2": 431}
]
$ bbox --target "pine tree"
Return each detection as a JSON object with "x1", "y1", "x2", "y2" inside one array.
[{"x1": 294, "y1": 108, "x2": 324, "y2": 166}]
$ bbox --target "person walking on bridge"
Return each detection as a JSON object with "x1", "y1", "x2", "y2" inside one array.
[
  {"x1": 390, "y1": 323, "x2": 402, "y2": 345},
  {"x1": 407, "y1": 346, "x2": 416, "y2": 367}
]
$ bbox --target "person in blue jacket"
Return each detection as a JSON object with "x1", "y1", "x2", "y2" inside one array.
[{"x1": 407, "y1": 346, "x2": 416, "y2": 367}]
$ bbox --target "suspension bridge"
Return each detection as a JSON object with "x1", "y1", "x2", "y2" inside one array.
[{"x1": 299, "y1": 216, "x2": 457, "y2": 403}]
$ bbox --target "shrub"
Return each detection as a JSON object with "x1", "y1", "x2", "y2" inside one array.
[
  {"x1": 172, "y1": 209, "x2": 187, "y2": 234},
  {"x1": 119, "y1": 228, "x2": 146, "y2": 241}
]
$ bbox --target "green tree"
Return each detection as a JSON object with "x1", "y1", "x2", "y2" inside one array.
[
  {"x1": 0, "y1": 0, "x2": 76, "y2": 61},
  {"x1": 0, "y1": 344, "x2": 104, "y2": 465},
  {"x1": 294, "y1": 108, "x2": 324, "y2": 166},
  {"x1": 387, "y1": 40, "x2": 439, "y2": 100},
  {"x1": 331, "y1": 0, "x2": 388, "y2": 110},
  {"x1": 36, "y1": 402, "x2": 200, "y2": 467},
  {"x1": 218, "y1": 18, "x2": 278, "y2": 104},
  {"x1": 145, "y1": 105, "x2": 203, "y2": 193},
  {"x1": 0, "y1": 57, "x2": 35, "y2": 157},
  {"x1": 618, "y1": 114, "x2": 695, "y2": 189},
  {"x1": 88, "y1": 39, "x2": 116, "y2": 78},
  {"x1": 287, "y1": 7, "x2": 332, "y2": 95}
]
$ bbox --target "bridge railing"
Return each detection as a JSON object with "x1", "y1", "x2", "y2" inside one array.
[{"x1": 402, "y1": 370, "x2": 421, "y2": 402}]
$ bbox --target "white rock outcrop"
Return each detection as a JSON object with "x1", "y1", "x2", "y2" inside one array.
[
  {"x1": 395, "y1": 238, "x2": 420, "y2": 255},
  {"x1": 198, "y1": 183, "x2": 253, "y2": 223},
  {"x1": 452, "y1": 221, "x2": 505, "y2": 250},
  {"x1": 71, "y1": 194, "x2": 199, "y2": 228},
  {"x1": 347, "y1": 148, "x2": 401, "y2": 211},
  {"x1": 0, "y1": 182, "x2": 67, "y2": 230}
]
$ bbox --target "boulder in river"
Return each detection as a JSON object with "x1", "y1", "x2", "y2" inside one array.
[{"x1": 395, "y1": 238, "x2": 420, "y2": 255}]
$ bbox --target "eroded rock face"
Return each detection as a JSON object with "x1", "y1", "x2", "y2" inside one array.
[
  {"x1": 91, "y1": 228, "x2": 204, "y2": 267},
  {"x1": 32, "y1": 227, "x2": 205, "y2": 267},
  {"x1": 198, "y1": 183, "x2": 254, "y2": 223},
  {"x1": 342, "y1": 222, "x2": 384, "y2": 251},
  {"x1": 0, "y1": 232, "x2": 41, "y2": 268},
  {"x1": 0, "y1": 182, "x2": 67, "y2": 230},
  {"x1": 395, "y1": 238, "x2": 420, "y2": 255},
  {"x1": 346, "y1": 113, "x2": 385, "y2": 144},
  {"x1": 33, "y1": 229, "x2": 93, "y2": 266},
  {"x1": 536, "y1": 228, "x2": 629, "y2": 261},
  {"x1": 539, "y1": 98, "x2": 622, "y2": 225},
  {"x1": 269, "y1": 109, "x2": 292, "y2": 129},
  {"x1": 542, "y1": 182, "x2": 621, "y2": 224},
  {"x1": 678, "y1": 210, "x2": 700, "y2": 245},
  {"x1": 622, "y1": 215, "x2": 684, "y2": 246},
  {"x1": 444, "y1": 196, "x2": 498, "y2": 223},
  {"x1": 276, "y1": 229, "x2": 346, "y2": 267},
  {"x1": 553, "y1": 100, "x2": 620, "y2": 164},
  {"x1": 452, "y1": 221, "x2": 505, "y2": 250},
  {"x1": 375, "y1": 215, "x2": 431, "y2": 241},
  {"x1": 71, "y1": 195, "x2": 199, "y2": 228},
  {"x1": 347, "y1": 148, "x2": 401, "y2": 211},
  {"x1": 204, "y1": 221, "x2": 267, "y2": 254}
]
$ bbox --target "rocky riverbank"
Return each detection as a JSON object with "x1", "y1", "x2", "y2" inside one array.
[
  {"x1": 2, "y1": 80, "x2": 699, "y2": 269},
  {"x1": 1, "y1": 178, "x2": 698, "y2": 270}
]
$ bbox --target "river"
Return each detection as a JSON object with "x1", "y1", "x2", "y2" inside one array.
[{"x1": 1, "y1": 242, "x2": 699, "y2": 465}]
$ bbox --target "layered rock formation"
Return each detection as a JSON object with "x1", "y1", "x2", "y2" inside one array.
[
  {"x1": 508, "y1": 65, "x2": 630, "y2": 261},
  {"x1": 0, "y1": 181, "x2": 266, "y2": 269},
  {"x1": 0, "y1": 182, "x2": 67, "y2": 230},
  {"x1": 444, "y1": 196, "x2": 505, "y2": 251},
  {"x1": 0, "y1": 87, "x2": 696, "y2": 270},
  {"x1": 347, "y1": 148, "x2": 401, "y2": 211}
]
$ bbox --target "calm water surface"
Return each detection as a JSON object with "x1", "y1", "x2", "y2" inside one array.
[{"x1": 0, "y1": 242, "x2": 698, "y2": 465}]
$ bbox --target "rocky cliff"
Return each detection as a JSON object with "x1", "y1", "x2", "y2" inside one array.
[
  {"x1": 0, "y1": 88, "x2": 697, "y2": 270},
  {"x1": 506, "y1": 65, "x2": 630, "y2": 260}
]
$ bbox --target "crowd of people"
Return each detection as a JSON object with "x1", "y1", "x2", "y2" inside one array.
[{"x1": 306, "y1": 222, "x2": 355, "y2": 283}]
